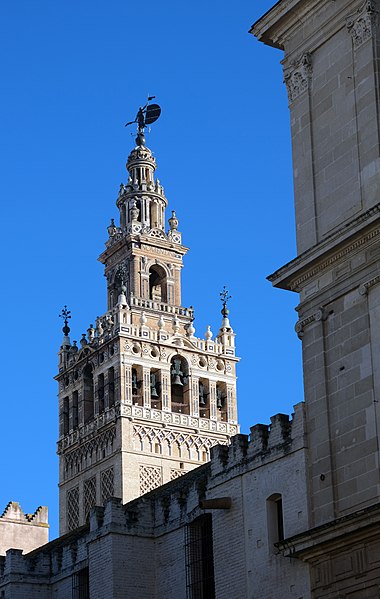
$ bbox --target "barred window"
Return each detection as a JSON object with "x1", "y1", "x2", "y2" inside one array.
[
  {"x1": 72, "y1": 567, "x2": 89, "y2": 599},
  {"x1": 185, "y1": 514, "x2": 215, "y2": 599}
]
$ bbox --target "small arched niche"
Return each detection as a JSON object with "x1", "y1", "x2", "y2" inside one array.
[
  {"x1": 149, "y1": 264, "x2": 167, "y2": 303},
  {"x1": 170, "y1": 355, "x2": 189, "y2": 414}
]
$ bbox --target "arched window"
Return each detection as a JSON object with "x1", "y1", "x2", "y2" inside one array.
[
  {"x1": 62, "y1": 396, "x2": 69, "y2": 436},
  {"x1": 150, "y1": 201, "x2": 159, "y2": 228},
  {"x1": 267, "y1": 493, "x2": 284, "y2": 550},
  {"x1": 108, "y1": 367, "x2": 115, "y2": 407},
  {"x1": 149, "y1": 265, "x2": 167, "y2": 303},
  {"x1": 72, "y1": 390, "x2": 79, "y2": 429},
  {"x1": 98, "y1": 373, "x2": 105, "y2": 413},
  {"x1": 83, "y1": 364, "x2": 94, "y2": 424},
  {"x1": 171, "y1": 356, "x2": 189, "y2": 414}
]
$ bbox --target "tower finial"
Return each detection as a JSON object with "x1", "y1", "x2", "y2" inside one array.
[
  {"x1": 125, "y1": 97, "x2": 161, "y2": 146},
  {"x1": 59, "y1": 305, "x2": 71, "y2": 336},
  {"x1": 220, "y1": 286, "x2": 231, "y2": 318}
]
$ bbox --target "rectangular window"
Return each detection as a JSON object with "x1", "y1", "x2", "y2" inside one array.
[
  {"x1": 72, "y1": 567, "x2": 89, "y2": 599},
  {"x1": 185, "y1": 514, "x2": 215, "y2": 599}
]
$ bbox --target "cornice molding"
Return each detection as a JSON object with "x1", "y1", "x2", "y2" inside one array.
[{"x1": 268, "y1": 203, "x2": 380, "y2": 291}]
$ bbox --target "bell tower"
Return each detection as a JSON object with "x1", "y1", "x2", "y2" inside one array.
[{"x1": 56, "y1": 107, "x2": 239, "y2": 535}]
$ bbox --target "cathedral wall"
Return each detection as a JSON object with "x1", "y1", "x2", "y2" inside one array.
[{"x1": 261, "y1": 0, "x2": 380, "y2": 255}]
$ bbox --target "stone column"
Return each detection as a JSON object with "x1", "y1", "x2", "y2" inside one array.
[{"x1": 143, "y1": 367, "x2": 151, "y2": 408}]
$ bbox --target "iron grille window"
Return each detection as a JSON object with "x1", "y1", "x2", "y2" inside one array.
[
  {"x1": 185, "y1": 514, "x2": 216, "y2": 599},
  {"x1": 72, "y1": 567, "x2": 89, "y2": 599}
]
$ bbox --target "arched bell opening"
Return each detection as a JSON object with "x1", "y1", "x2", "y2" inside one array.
[
  {"x1": 150, "y1": 368, "x2": 162, "y2": 410},
  {"x1": 83, "y1": 363, "x2": 94, "y2": 424},
  {"x1": 170, "y1": 356, "x2": 189, "y2": 414},
  {"x1": 216, "y1": 382, "x2": 227, "y2": 422},
  {"x1": 109, "y1": 271, "x2": 129, "y2": 309},
  {"x1": 149, "y1": 264, "x2": 168, "y2": 303},
  {"x1": 198, "y1": 378, "x2": 210, "y2": 419},
  {"x1": 131, "y1": 365, "x2": 143, "y2": 407}
]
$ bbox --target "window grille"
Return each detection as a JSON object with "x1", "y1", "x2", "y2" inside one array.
[
  {"x1": 72, "y1": 567, "x2": 89, "y2": 599},
  {"x1": 185, "y1": 514, "x2": 216, "y2": 599}
]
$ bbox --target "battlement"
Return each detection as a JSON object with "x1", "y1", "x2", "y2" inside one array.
[
  {"x1": 210, "y1": 402, "x2": 306, "y2": 476},
  {"x1": 0, "y1": 502, "x2": 49, "y2": 556}
]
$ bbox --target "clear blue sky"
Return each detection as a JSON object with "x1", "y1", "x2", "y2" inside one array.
[{"x1": 0, "y1": 0, "x2": 302, "y2": 540}]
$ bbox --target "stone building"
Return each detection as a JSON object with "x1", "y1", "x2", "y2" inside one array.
[
  {"x1": 56, "y1": 125, "x2": 239, "y2": 536},
  {"x1": 2, "y1": 0, "x2": 380, "y2": 597},
  {"x1": 0, "y1": 503, "x2": 48, "y2": 557}
]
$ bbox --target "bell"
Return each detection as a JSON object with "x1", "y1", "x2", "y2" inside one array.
[
  {"x1": 132, "y1": 373, "x2": 138, "y2": 394},
  {"x1": 199, "y1": 395, "x2": 206, "y2": 406},
  {"x1": 172, "y1": 374, "x2": 183, "y2": 387},
  {"x1": 151, "y1": 386, "x2": 159, "y2": 398}
]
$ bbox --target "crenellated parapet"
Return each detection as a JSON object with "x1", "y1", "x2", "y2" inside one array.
[{"x1": 0, "y1": 502, "x2": 49, "y2": 556}]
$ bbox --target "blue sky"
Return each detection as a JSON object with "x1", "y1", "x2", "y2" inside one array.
[{"x1": 0, "y1": 0, "x2": 302, "y2": 540}]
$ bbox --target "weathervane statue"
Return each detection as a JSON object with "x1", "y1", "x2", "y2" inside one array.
[{"x1": 125, "y1": 96, "x2": 161, "y2": 146}]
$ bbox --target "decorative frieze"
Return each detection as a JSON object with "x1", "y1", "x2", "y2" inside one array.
[
  {"x1": 123, "y1": 404, "x2": 238, "y2": 434},
  {"x1": 284, "y1": 53, "x2": 312, "y2": 104},
  {"x1": 133, "y1": 424, "x2": 227, "y2": 459},
  {"x1": 347, "y1": 0, "x2": 378, "y2": 49}
]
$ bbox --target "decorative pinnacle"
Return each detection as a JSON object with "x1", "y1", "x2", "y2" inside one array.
[
  {"x1": 59, "y1": 305, "x2": 71, "y2": 336},
  {"x1": 220, "y1": 286, "x2": 231, "y2": 318}
]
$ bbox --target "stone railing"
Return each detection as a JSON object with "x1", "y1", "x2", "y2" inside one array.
[
  {"x1": 121, "y1": 403, "x2": 239, "y2": 436},
  {"x1": 129, "y1": 296, "x2": 193, "y2": 317},
  {"x1": 57, "y1": 406, "x2": 117, "y2": 453}
]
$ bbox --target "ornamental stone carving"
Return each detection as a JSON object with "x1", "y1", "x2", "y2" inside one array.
[
  {"x1": 347, "y1": 0, "x2": 378, "y2": 49},
  {"x1": 295, "y1": 308, "x2": 326, "y2": 339},
  {"x1": 284, "y1": 53, "x2": 312, "y2": 104}
]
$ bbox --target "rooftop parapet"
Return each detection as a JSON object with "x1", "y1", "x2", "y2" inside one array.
[{"x1": 210, "y1": 402, "x2": 306, "y2": 476}]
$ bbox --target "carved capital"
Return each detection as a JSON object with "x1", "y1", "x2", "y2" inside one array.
[
  {"x1": 284, "y1": 53, "x2": 312, "y2": 104},
  {"x1": 347, "y1": 0, "x2": 378, "y2": 49},
  {"x1": 295, "y1": 308, "x2": 326, "y2": 339},
  {"x1": 359, "y1": 274, "x2": 380, "y2": 295}
]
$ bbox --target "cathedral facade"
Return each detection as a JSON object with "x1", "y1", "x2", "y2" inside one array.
[{"x1": 2, "y1": 0, "x2": 380, "y2": 597}]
